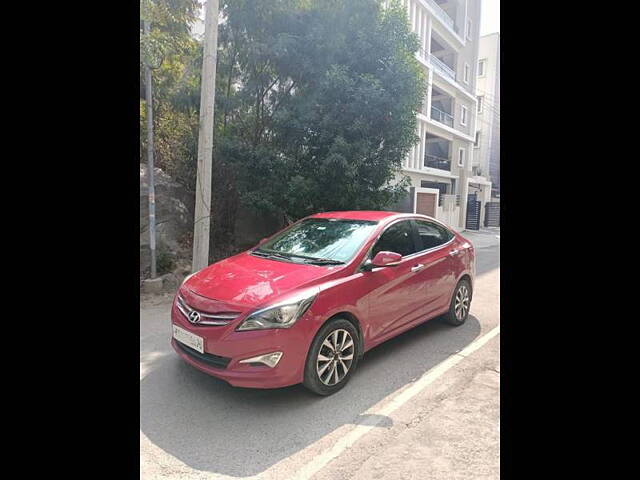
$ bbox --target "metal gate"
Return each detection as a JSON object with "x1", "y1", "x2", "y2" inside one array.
[
  {"x1": 484, "y1": 202, "x2": 500, "y2": 227},
  {"x1": 466, "y1": 193, "x2": 481, "y2": 230}
]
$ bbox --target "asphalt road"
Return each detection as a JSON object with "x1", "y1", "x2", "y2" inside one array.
[{"x1": 140, "y1": 243, "x2": 500, "y2": 479}]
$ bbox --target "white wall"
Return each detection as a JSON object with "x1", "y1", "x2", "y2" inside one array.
[{"x1": 474, "y1": 33, "x2": 500, "y2": 185}]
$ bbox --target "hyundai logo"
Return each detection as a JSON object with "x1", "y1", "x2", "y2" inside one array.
[{"x1": 189, "y1": 310, "x2": 201, "y2": 324}]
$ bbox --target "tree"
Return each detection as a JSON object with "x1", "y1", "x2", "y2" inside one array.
[
  {"x1": 215, "y1": 0, "x2": 425, "y2": 223},
  {"x1": 140, "y1": 0, "x2": 201, "y2": 277},
  {"x1": 140, "y1": 0, "x2": 201, "y2": 191}
]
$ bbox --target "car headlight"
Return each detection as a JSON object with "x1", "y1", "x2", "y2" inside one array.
[{"x1": 236, "y1": 290, "x2": 318, "y2": 331}]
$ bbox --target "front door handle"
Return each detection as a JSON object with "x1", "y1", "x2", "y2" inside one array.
[
  {"x1": 411, "y1": 264, "x2": 425, "y2": 272},
  {"x1": 449, "y1": 249, "x2": 460, "y2": 256}
]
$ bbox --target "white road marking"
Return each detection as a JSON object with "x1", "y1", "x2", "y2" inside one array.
[{"x1": 291, "y1": 325, "x2": 500, "y2": 480}]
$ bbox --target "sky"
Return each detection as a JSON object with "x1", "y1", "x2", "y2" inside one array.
[{"x1": 480, "y1": 0, "x2": 500, "y2": 36}]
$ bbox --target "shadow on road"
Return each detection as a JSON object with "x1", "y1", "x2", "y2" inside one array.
[{"x1": 140, "y1": 314, "x2": 482, "y2": 477}]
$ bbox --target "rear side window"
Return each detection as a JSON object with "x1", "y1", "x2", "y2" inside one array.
[
  {"x1": 414, "y1": 220, "x2": 454, "y2": 250},
  {"x1": 371, "y1": 220, "x2": 418, "y2": 257}
]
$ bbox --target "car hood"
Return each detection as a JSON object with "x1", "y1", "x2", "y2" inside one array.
[{"x1": 183, "y1": 251, "x2": 344, "y2": 310}]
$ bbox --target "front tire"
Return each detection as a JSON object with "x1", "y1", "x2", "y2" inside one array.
[
  {"x1": 443, "y1": 279, "x2": 472, "y2": 326},
  {"x1": 303, "y1": 318, "x2": 360, "y2": 396}
]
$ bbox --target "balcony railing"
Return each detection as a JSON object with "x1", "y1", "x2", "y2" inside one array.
[
  {"x1": 431, "y1": 106, "x2": 454, "y2": 128},
  {"x1": 424, "y1": 154, "x2": 451, "y2": 171},
  {"x1": 424, "y1": 0, "x2": 455, "y2": 31},
  {"x1": 429, "y1": 55, "x2": 456, "y2": 81}
]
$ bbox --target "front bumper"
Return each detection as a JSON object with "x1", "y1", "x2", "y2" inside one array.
[{"x1": 170, "y1": 300, "x2": 312, "y2": 389}]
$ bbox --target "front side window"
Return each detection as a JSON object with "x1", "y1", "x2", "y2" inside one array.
[
  {"x1": 463, "y1": 63, "x2": 470, "y2": 84},
  {"x1": 258, "y1": 218, "x2": 378, "y2": 263},
  {"x1": 458, "y1": 148, "x2": 465, "y2": 167},
  {"x1": 461, "y1": 105, "x2": 468, "y2": 125},
  {"x1": 371, "y1": 220, "x2": 418, "y2": 257},
  {"x1": 477, "y1": 95, "x2": 484, "y2": 113},
  {"x1": 414, "y1": 220, "x2": 454, "y2": 250}
]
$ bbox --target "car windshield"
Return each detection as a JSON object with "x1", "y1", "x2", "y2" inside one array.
[{"x1": 255, "y1": 218, "x2": 378, "y2": 264}]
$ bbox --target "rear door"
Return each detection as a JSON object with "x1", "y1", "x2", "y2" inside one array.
[{"x1": 410, "y1": 219, "x2": 458, "y2": 317}]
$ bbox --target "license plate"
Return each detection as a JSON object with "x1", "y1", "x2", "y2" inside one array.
[{"x1": 173, "y1": 324, "x2": 204, "y2": 353}]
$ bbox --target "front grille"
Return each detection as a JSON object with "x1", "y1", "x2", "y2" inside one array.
[
  {"x1": 175, "y1": 340, "x2": 231, "y2": 369},
  {"x1": 176, "y1": 295, "x2": 240, "y2": 326}
]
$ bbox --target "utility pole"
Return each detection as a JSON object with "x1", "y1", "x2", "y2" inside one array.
[
  {"x1": 192, "y1": 0, "x2": 219, "y2": 272},
  {"x1": 144, "y1": 19, "x2": 157, "y2": 279}
]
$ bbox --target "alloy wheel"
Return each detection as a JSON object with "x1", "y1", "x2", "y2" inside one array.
[
  {"x1": 316, "y1": 329, "x2": 354, "y2": 386},
  {"x1": 455, "y1": 285, "x2": 470, "y2": 320}
]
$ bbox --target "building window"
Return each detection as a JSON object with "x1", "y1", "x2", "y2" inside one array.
[
  {"x1": 478, "y1": 59, "x2": 486, "y2": 77},
  {"x1": 458, "y1": 148, "x2": 465, "y2": 167},
  {"x1": 420, "y1": 181, "x2": 449, "y2": 195},
  {"x1": 463, "y1": 63, "x2": 470, "y2": 84},
  {"x1": 477, "y1": 95, "x2": 484, "y2": 113},
  {"x1": 474, "y1": 131, "x2": 480, "y2": 147},
  {"x1": 466, "y1": 19, "x2": 472, "y2": 40},
  {"x1": 461, "y1": 105, "x2": 468, "y2": 126}
]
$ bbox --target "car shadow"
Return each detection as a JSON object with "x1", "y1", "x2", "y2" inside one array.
[{"x1": 140, "y1": 314, "x2": 481, "y2": 477}]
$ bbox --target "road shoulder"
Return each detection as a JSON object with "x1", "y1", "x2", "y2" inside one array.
[{"x1": 310, "y1": 334, "x2": 500, "y2": 480}]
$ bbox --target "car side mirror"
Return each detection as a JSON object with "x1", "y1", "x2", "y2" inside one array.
[{"x1": 364, "y1": 251, "x2": 402, "y2": 270}]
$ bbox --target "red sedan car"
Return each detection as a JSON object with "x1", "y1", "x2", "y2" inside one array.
[{"x1": 171, "y1": 211, "x2": 475, "y2": 395}]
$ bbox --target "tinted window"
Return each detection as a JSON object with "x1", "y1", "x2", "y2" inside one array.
[
  {"x1": 260, "y1": 218, "x2": 378, "y2": 262},
  {"x1": 415, "y1": 220, "x2": 453, "y2": 250},
  {"x1": 371, "y1": 221, "x2": 418, "y2": 257}
]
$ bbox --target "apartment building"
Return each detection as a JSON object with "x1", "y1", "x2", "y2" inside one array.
[
  {"x1": 473, "y1": 32, "x2": 500, "y2": 201},
  {"x1": 388, "y1": 0, "x2": 482, "y2": 229}
]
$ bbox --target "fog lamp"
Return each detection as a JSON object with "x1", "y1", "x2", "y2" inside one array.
[{"x1": 239, "y1": 351, "x2": 283, "y2": 368}]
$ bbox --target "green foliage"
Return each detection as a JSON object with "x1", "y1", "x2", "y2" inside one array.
[
  {"x1": 156, "y1": 243, "x2": 176, "y2": 274},
  {"x1": 141, "y1": 0, "x2": 426, "y2": 251},
  {"x1": 140, "y1": 0, "x2": 199, "y2": 68},
  {"x1": 216, "y1": 0, "x2": 425, "y2": 220},
  {"x1": 140, "y1": 0, "x2": 201, "y2": 190}
]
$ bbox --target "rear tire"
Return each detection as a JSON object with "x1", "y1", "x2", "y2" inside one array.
[
  {"x1": 303, "y1": 318, "x2": 360, "y2": 396},
  {"x1": 443, "y1": 279, "x2": 472, "y2": 326}
]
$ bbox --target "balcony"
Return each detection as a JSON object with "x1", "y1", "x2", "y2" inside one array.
[
  {"x1": 424, "y1": 132, "x2": 452, "y2": 172},
  {"x1": 424, "y1": 154, "x2": 451, "y2": 171},
  {"x1": 424, "y1": 0, "x2": 455, "y2": 31},
  {"x1": 431, "y1": 105, "x2": 453, "y2": 128},
  {"x1": 429, "y1": 55, "x2": 456, "y2": 82}
]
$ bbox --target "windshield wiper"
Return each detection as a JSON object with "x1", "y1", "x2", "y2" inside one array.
[
  {"x1": 303, "y1": 258, "x2": 345, "y2": 265},
  {"x1": 252, "y1": 249, "x2": 297, "y2": 262},
  {"x1": 253, "y1": 249, "x2": 343, "y2": 265}
]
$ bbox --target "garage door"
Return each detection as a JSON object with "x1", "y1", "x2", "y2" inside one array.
[{"x1": 416, "y1": 192, "x2": 436, "y2": 217}]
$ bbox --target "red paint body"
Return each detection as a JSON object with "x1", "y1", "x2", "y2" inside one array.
[{"x1": 171, "y1": 211, "x2": 475, "y2": 388}]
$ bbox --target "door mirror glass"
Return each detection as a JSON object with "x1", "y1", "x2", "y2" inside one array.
[{"x1": 371, "y1": 251, "x2": 402, "y2": 267}]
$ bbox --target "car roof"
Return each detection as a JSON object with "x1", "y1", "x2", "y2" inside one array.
[{"x1": 309, "y1": 210, "x2": 434, "y2": 223}]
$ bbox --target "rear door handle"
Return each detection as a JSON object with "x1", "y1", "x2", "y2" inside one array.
[
  {"x1": 411, "y1": 264, "x2": 425, "y2": 272},
  {"x1": 449, "y1": 249, "x2": 460, "y2": 256}
]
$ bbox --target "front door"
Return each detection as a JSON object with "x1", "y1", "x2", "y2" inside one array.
[{"x1": 362, "y1": 220, "x2": 425, "y2": 342}]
